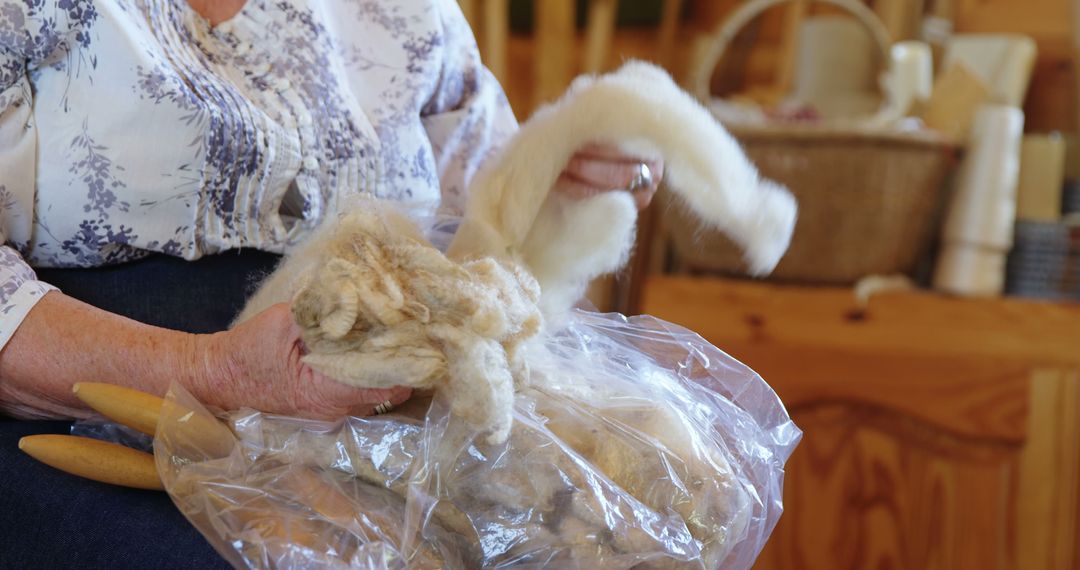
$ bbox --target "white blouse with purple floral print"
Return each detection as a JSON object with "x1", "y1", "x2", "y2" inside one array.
[{"x1": 0, "y1": 0, "x2": 517, "y2": 347}]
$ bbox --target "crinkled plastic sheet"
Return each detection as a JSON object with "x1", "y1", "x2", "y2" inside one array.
[{"x1": 153, "y1": 308, "x2": 800, "y2": 569}]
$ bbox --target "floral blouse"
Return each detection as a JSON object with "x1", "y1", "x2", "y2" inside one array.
[{"x1": 0, "y1": 0, "x2": 516, "y2": 347}]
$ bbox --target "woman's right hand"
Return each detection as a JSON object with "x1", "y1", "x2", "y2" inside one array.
[
  {"x1": 192, "y1": 303, "x2": 412, "y2": 419},
  {"x1": 0, "y1": 293, "x2": 407, "y2": 421}
]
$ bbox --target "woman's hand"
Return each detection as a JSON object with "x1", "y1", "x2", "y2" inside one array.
[
  {"x1": 194, "y1": 303, "x2": 411, "y2": 419},
  {"x1": 0, "y1": 293, "x2": 409, "y2": 420},
  {"x1": 555, "y1": 144, "x2": 665, "y2": 210}
]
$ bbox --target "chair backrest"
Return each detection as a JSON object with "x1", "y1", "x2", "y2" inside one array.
[{"x1": 462, "y1": 0, "x2": 685, "y2": 115}]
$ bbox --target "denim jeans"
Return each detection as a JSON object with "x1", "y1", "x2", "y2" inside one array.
[{"x1": 1, "y1": 251, "x2": 280, "y2": 569}]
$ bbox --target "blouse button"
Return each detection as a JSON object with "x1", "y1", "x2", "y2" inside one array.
[
  {"x1": 273, "y1": 78, "x2": 292, "y2": 92},
  {"x1": 303, "y1": 157, "x2": 319, "y2": 170}
]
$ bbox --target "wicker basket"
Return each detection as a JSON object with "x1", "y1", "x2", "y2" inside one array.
[
  {"x1": 666, "y1": 126, "x2": 956, "y2": 283},
  {"x1": 669, "y1": 0, "x2": 957, "y2": 283}
]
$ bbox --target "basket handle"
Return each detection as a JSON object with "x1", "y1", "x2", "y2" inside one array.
[{"x1": 690, "y1": 0, "x2": 894, "y2": 102}]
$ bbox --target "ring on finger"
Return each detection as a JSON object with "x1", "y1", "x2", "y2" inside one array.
[{"x1": 626, "y1": 162, "x2": 654, "y2": 195}]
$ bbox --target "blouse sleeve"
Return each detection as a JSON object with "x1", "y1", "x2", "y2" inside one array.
[
  {"x1": 0, "y1": 92, "x2": 57, "y2": 349},
  {"x1": 0, "y1": 1, "x2": 90, "y2": 348},
  {"x1": 421, "y1": 0, "x2": 518, "y2": 216}
]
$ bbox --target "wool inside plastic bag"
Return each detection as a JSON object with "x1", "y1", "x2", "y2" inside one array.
[{"x1": 152, "y1": 303, "x2": 800, "y2": 569}]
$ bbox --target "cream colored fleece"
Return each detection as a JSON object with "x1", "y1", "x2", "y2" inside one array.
[{"x1": 235, "y1": 61, "x2": 797, "y2": 443}]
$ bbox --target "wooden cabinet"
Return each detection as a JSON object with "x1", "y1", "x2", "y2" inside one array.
[{"x1": 641, "y1": 277, "x2": 1080, "y2": 569}]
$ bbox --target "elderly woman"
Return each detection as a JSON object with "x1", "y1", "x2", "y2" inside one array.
[{"x1": 0, "y1": 0, "x2": 661, "y2": 565}]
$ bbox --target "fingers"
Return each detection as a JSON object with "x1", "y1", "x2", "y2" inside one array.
[
  {"x1": 554, "y1": 172, "x2": 658, "y2": 210},
  {"x1": 557, "y1": 144, "x2": 664, "y2": 210},
  {"x1": 554, "y1": 173, "x2": 605, "y2": 200},
  {"x1": 302, "y1": 366, "x2": 414, "y2": 418},
  {"x1": 562, "y1": 153, "x2": 664, "y2": 192}
]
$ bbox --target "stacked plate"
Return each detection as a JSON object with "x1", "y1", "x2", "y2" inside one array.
[{"x1": 1006, "y1": 219, "x2": 1080, "y2": 301}]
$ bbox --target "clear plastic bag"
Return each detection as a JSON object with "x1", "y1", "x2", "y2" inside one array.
[{"x1": 153, "y1": 309, "x2": 800, "y2": 569}]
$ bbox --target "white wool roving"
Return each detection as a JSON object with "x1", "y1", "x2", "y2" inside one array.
[
  {"x1": 236, "y1": 61, "x2": 796, "y2": 443},
  {"x1": 448, "y1": 61, "x2": 797, "y2": 318}
]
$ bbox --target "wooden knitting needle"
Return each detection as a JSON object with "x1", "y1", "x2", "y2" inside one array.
[
  {"x1": 72, "y1": 382, "x2": 164, "y2": 437},
  {"x1": 15, "y1": 383, "x2": 168, "y2": 490},
  {"x1": 18, "y1": 435, "x2": 163, "y2": 490},
  {"x1": 71, "y1": 382, "x2": 233, "y2": 454},
  {"x1": 18, "y1": 383, "x2": 234, "y2": 490}
]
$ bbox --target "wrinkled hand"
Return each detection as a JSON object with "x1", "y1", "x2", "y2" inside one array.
[
  {"x1": 193, "y1": 303, "x2": 412, "y2": 419},
  {"x1": 556, "y1": 143, "x2": 665, "y2": 210}
]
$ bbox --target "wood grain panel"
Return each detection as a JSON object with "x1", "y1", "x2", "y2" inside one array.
[
  {"x1": 756, "y1": 404, "x2": 1021, "y2": 570},
  {"x1": 1017, "y1": 369, "x2": 1080, "y2": 569},
  {"x1": 722, "y1": 343, "x2": 1029, "y2": 442}
]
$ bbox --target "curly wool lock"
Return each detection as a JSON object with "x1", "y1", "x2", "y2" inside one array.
[{"x1": 290, "y1": 206, "x2": 543, "y2": 444}]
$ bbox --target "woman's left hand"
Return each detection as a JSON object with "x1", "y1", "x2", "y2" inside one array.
[{"x1": 555, "y1": 144, "x2": 664, "y2": 210}]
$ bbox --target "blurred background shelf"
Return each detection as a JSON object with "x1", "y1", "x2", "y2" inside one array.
[{"x1": 642, "y1": 275, "x2": 1080, "y2": 569}]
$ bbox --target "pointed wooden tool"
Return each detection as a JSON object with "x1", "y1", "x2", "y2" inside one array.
[
  {"x1": 72, "y1": 382, "x2": 165, "y2": 437},
  {"x1": 18, "y1": 435, "x2": 163, "y2": 491}
]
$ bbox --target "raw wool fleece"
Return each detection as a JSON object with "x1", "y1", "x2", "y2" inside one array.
[
  {"x1": 236, "y1": 61, "x2": 797, "y2": 444},
  {"x1": 292, "y1": 202, "x2": 541, "y2": 445}
]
